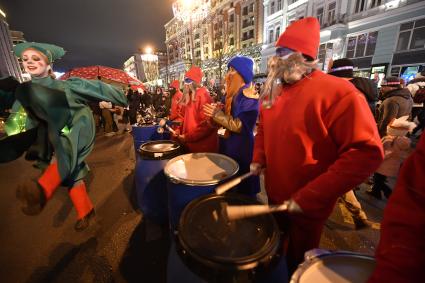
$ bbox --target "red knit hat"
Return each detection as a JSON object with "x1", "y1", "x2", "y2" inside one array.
[
  {"x1": 170, "y1": 80, "x2": 180, "y2": 89},
  {"x1": 276, "y1": 17, "x2": 320, "y2": 59},
  {"x1": 185, "y1": 66, "x2": 203, "y2": 84}
]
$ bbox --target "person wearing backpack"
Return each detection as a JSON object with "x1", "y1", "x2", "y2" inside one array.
[{"x1": 407, "y1": 71, "x2": 425, "y2": 136}]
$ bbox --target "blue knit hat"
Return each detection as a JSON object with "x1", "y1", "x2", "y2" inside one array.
[{"x1": 228, "y1": 56, "x2": 254, "y2": 84}]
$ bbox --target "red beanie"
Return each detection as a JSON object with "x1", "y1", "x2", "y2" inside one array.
[
  {"x1": 170, "y1": 80, "x2": 180, "y2": 89},
  {"x1": 276, "y1": 17, "x2": 320, "y2": 59},
  {"x1": 185, "y1": 66, "x2": 203, "y2": 84}
]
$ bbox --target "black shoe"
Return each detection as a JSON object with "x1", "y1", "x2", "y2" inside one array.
[
  {"x1": 16, "y1": 180, "x2": 46, "y2": 216},
  {"x1": 366, "y1": 187, "x2": 382, "y2": 200},
  {"x1": 74, "y1": 209, "x2": 95, "y2": 232}
]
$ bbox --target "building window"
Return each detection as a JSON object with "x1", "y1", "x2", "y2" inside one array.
[
  {"x1": 370, "y1": 0, "x2": 382, "y2": 8},
  {"x1": 243, "y1": 6, "x2": 248, "y2": 16},
  {"x1": 327, "y1": 2, "x2": 336, "y2": 25},
  {"x1": 316, "y1": 7, "x2": 324, "y2": 25},
  {"x1": 269, "y1": 29, "x2": 274, "y2": 44},
  {"x1": 355, "y1": 0, "x2": 367, "y2": 13},
  {"x1": 396, "y1": 20, "x2": 425, "y2": 51},
  {"x1": 318, "y1": 43, "x2": 333, "y2": 66},
  {"x1": 346, "y1": 31, "x2": 379, "y2": 58},
  {"x1": 249, "y1": 3, "x2": 254, "y2": 13},
  {"x1": 229, "y1": 37, "x2": 234, "y2": 45},
  {"x1": 270, "y1": 2, "x2": 275, "y2": 15},
  {"x1": 249, "y1": 29, "x2": 254, "y2": 39},
  {"x1": 275, "y1": 26, "x2": 281, "y2": 41},
  {"x1": 277, "y1": 0, "x2": 282, "y2": 11},
  {"x1": 229, "y1": 14, "x2": 234, "y2": 22}
]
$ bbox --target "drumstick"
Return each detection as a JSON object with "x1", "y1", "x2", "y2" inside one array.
[
  {"x1": 158, "y1": 119, "x2": 176, "y2": 135},
  {"x1": 224, "y1": 202, "x2": 288, "y2": 221},
  {"x1": 215, "y1": 171, "x2": 254, "y2": 195}
]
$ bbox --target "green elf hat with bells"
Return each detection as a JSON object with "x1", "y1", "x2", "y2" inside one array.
[{"x1": 13, "y1": 42, "x2": 65, "y2": 63}]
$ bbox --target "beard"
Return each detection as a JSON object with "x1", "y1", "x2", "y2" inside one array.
[
  {"x1": 261, "y1": 52, "x2": 317, "y2": 108},
  {"x1": 180, "y1": 83, "x2": 197, "y2": 105},
  {"x1": 224, "y1": 72, "x2": 245, "y2": 115}
]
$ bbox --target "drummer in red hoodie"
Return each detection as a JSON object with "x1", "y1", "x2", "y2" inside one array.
[
  {"x1": 175, "y1": 66, "x2": 218, "y2": 153},
  {"x1": 169, "y1": 80, "x2": 184, "y2": 124},
  {"x1": 250, "y1": 17, "x2": 384, "y2": 273}
]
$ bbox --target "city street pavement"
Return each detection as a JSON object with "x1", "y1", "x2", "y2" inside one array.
[{"x1": 0, "y1": 132, "x2": 386, "y2": 283}]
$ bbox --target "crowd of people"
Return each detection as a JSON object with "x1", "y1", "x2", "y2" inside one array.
[{"x1": 1, "y1": 16, "x2": 424, "y2": 282}]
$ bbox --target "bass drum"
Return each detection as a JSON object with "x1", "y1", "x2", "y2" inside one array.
[{"x1": 290, "y1": 250, "x2": 376, "y2": 283}]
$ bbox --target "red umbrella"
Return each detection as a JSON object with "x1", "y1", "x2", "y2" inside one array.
[{"x1": 60, "y1": 65, "x2": 144, "y2": 88}]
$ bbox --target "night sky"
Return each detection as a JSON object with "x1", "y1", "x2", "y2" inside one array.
[{"x1": 1, "y1": 0, "x2": 174, "y2": 72}]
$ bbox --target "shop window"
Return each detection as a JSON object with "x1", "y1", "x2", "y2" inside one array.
[
  {"x1": 346, "y1": 31, "x2": 378, "y2": 58},
  {"x1": 390, "y1": 66, "x2": 401, "y2": 77},
  {"x1": 397, "y1": 20, "x2": 425, "y2": 51}
]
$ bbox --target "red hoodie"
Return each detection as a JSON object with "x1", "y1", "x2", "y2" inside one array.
[
  {"x1": 253, "y1": 70, "x2": 383, "y2": 219},
  {"x1": 170, "y1": 89, "x2": 184, "y2": 123},
  {"x1": 368, "y1": 133, "x2": 425, "y2": 283},
  {"x1": 181, "y1": 87, "x2": 218, "y2": 153}
]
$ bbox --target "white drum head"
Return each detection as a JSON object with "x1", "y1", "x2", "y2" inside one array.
[
  {"x1": 164, "y1": 153, "x2": 239, "y2": 185},
  {"x1": 292, "y1": 253, "x2": 376, "y2": 283}
]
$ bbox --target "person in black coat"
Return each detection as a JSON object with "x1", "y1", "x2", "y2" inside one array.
[{"x1": 126, "y1": 88, "x2": 141, "y2": 125}]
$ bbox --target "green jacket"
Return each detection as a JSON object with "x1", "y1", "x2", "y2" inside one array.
[{"x1": 0, "y1": 76, "x2": 127, "y2": 185}]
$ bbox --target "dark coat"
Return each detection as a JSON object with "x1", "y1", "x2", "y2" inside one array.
[{"x1": 377, "y1": 88, "x2": 413, "y2": 137}]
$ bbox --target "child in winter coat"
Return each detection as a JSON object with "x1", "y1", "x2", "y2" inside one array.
[{"x1": 368, "y1": 116, "x2": 416, "y2": 199}]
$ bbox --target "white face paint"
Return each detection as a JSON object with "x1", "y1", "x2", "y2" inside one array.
[{"x1": 22, "y1": 49, "x2": 50, "y2": 78}]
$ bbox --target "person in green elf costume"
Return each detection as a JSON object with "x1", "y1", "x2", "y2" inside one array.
[{"x1": 0, "y1": 42, "x2": 128, "y2": 231}]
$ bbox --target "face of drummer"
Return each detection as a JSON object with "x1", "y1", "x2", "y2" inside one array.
[{"x1": 22, "y1": 49, "x2": 50, "y2": 78}]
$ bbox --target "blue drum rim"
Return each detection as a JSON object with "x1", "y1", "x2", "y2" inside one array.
[
  {"x1": 289, "y1": 251, "x2": 376, "y2": 283},
  {"x1": 164, "y1": 153, "x2": 239, "y2": 186}
]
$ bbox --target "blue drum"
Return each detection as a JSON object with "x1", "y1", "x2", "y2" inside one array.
[
  {"x1": 132, "y1": 123, "x2": 170, "y2": 152},
  {"x1": 164, "y1": 153, "x2": 239, "y2": 231},
  {"x1": 167, "y1": 194, "x2": 287, "y2": 283},
  {"x1": 135, "y1": 140, "x2": 182, "y2": 224}
]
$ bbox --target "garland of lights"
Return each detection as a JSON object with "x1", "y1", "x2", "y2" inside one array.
[{"x1": 172, "y1": 0, "x2": 211, "y2": 23}]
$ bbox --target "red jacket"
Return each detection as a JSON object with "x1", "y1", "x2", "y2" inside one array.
[
  {"x1": 253, "y1": 70, "x2": 383, "y2": 219},
  {"x1": 170, "y1": 90, "x2": 184, "y2": 123},
  {"x1": 368, "y1": 134, "x2": 425, "y2": 283},
  {"x1": 182, "y1": 87, "x2": 218, "y2": 153}
]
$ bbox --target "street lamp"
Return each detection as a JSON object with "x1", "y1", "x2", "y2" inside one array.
[{"x1": 145, "y1": 46, "x2": 153, "y2": 54}]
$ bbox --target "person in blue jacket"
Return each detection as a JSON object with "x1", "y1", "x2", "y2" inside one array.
[
  {"x1": 0, "y1": 42, "x2": 127, "y2": 231},
  {"x1": 203, "y1": 56, "x2": 260, "y2": 196}
]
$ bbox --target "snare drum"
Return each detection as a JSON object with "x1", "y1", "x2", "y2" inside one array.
[
  {"x1": 169, "y1": 194, "x2": 286, "y2": 283},
  {"x1": 135, "y1": 140, "x2": 182, "y2": 224},
  {"x1": 164, "y1": 153, "x2": 239, "y2": 231},
  {"x1": 290, "y1": 250, "x2": 376, "y2": 283}
]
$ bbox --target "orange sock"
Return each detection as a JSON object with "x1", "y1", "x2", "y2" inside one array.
[
  {"x1": 69, "y1": 181, "x2": 94, "y2": 219},
  {"x1": 38, "y1": 162, "x2": 62, "y2": 200}
]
